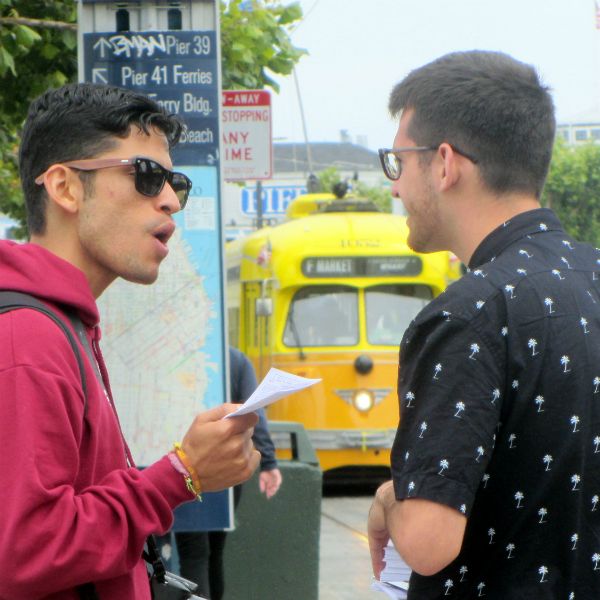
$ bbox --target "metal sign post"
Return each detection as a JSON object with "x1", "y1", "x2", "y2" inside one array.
[{"x1": 78, "y1": 0, "x2": 230, "y2": 532}]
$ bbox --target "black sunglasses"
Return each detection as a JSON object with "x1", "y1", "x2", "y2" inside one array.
[
  {"x1": 378, "y1": 144, "x2": 478, "y2": 181},
  {"x1": 35, "y1": 156, "x2": 193, "y2": 209}
]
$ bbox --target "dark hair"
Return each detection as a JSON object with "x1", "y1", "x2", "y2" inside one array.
[
  {"x1": 19, "y1": 83, "x2": 184, "y2": 234},
  {"x1": 389, "y1": 51, "x2": 556, "y2": 198}
]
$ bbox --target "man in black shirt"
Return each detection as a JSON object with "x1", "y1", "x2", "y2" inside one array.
[{"x1": 368, "y1": 50, "x2": 600, "y2": 599}]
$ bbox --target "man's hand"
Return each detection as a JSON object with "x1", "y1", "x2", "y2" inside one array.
[
  {"x1": 180, "y1": 404, "x2": 260, "y2": 492},
  {"x1": 368, "y1": 480, "x2": 467, "y2": 577},
  {"x1": 259, "y1": 468, "x2": 282, "y2": 499},
  {"x1": 368, "y1": 480, "x2": 395, "y2": 580}
]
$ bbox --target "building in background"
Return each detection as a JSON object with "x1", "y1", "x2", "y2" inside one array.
[
  {"x1": 557, "y1": 121, "x2": 600, "y2": 144},
  {"x1": 222, "y1": 140, "x2": 385, "y2": 240},
  {"x1": 557, "y1": 107, "x2": 600, "y2": 145}
]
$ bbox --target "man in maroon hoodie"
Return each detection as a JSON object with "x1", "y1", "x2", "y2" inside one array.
[{"x1": 0, "y1": 83, "x2": 261, "y2": 599}]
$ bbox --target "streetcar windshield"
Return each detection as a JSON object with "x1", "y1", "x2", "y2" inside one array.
[
  {"x1": 366, "y1": 284, "x2": 432, "y2": 345},
  {"x1": 283, "y1": 286, "x2": 358, "y2": 347}
]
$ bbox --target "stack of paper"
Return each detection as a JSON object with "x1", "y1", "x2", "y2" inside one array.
[{"x1": 371, "y1": 542, "x2": 411, "y2": 599}]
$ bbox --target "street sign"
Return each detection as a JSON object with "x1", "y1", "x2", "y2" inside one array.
[
  {"x1": 222, "y1": 90, "x2": 272, "y2": 181},
  {"x1": 83, "y1": 30, "x2": 219, "y2": 166}
]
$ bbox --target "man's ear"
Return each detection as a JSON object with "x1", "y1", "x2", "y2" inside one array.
[
  {"x1": 38, "y1": 165, "x2": 84, "y2": 216},
  {"x1": 436, "y1": 143, "x2": 462, "y2": 192}
]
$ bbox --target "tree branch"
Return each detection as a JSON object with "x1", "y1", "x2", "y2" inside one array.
[{"x1": 0, "y1": 16, "x2": 77, "y2": 31}]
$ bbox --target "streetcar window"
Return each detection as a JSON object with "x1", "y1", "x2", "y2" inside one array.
[
  {"x1": 366, "y1": 284, "x2": 432, "y2": 345},
  {"x1": 283, "y1": 286, "x2": 358, "y2": 347}
]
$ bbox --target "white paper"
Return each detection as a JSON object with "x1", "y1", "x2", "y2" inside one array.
[
  {"x1": 371, "y1": 580, "x2": 408, "y2": 599},
  {"x1": 372, "y1": 541, "x2": 410, "y2": 598},
  {"x1": 224, "y1": 367, "x2": 321, "y2": 418}
]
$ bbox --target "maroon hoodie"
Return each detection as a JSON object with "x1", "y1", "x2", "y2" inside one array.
[{"x1": 0, "y1": 240, "x2": 195, "y2": 599}]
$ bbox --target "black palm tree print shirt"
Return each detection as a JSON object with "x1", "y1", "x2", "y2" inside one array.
[{"x1": 391, "y1": 208, "x2": 600, "y2": 599}]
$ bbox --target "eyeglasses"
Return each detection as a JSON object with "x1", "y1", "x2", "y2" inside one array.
[
  {"x1": 35, "y1": 157, "x2": 193, "y2": 209},
  {"x1": 378, "y1": 146, "x2": 437, "y2": 180},
  {"x1": 378, "y1": 145, "x2": 478, "y2": 181}
]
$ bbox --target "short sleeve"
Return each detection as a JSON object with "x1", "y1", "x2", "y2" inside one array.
[{"x1": 391, "y1": 312, "x2": 505, "y2": 516}]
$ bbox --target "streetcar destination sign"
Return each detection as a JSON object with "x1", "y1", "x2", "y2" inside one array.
[{"x1": 302, "y1": 256, "x2": 423, "y2": 277}]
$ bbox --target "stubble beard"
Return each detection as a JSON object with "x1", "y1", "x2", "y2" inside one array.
[{"x1": 406, "y1": 174, "x2": 445, "y2": 254}]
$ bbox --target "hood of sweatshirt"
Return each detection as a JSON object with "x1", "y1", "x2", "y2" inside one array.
[{"x1": 0, "y1": 240, "x2": 99, "y2": 327}]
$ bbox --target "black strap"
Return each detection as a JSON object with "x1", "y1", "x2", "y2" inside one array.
[
  {"x1": 144, "y1": 535, "x2": 167, "y2": 584},
  {"x1": 0, "y1": 291, "x2": 98, "y2": 598},
  {"x1": 68, "y1": 312, "x2": 108, "y2": 398},
  {"x1": 76, "y1": 583, "x2": 100, "y2": 600},
  {"x1": 0, "y1": 291, "x2": 88, "y2": 414}
]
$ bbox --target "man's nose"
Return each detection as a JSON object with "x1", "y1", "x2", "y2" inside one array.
[{"x1": 158, "y1": 183, "x2": 182, "y2": 214}]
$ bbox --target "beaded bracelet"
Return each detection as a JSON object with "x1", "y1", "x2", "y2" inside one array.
[{"x1": 169, "y1": 443, "x2": 203, "y2": 501}]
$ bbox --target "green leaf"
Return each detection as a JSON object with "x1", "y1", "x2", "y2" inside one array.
[
  {"x1": 39, "y1": 43, "x2": 60, "y2": 60},
  {"x1": 278, "y1": 3, "x2": 303, "y2": 25},
  {"x1": 0, "y1": 46, "x2": 16, "y2": 76},
  {"x1": 244, "y1": 25, "x2": 263, "y2": 39},
  {"x1": 0, "y1": 31, "x2": 18, "y2": 54},
  {"x1": 62, "y1": 29, "x2": 77, "y2": 50},
  {"x1": 14, "y1": 24, "x2": 41, "y2": 48}
]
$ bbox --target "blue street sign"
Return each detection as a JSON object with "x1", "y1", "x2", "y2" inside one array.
[
  {"x1": 83, "y1": 31, "x2": 220, "y2": 165},
  {"x1": 241, "y1": 184, "x2": 307, "y2": 216}
]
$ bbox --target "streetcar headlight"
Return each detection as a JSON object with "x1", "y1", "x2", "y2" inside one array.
[{"x1": 353, "y1": 389, "x2": 374, "y2": 412}]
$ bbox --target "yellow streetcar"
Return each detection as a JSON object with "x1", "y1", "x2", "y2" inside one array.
[{"x1": 226, "y1": 192, "x2": 461, "y2": 477}]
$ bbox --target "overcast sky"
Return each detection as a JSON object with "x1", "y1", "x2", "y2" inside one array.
[{"x1": 269, "y1": 0, "x2": 600, "y2": 151}]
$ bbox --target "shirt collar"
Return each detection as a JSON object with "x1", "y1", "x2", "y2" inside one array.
[{"x1": 468, "y1": 208, "x2": 564, "y2": 270}]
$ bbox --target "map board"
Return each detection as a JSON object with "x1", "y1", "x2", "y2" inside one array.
[{"x1": 82, "y1": 26, "x2": 229, "y2": 530}]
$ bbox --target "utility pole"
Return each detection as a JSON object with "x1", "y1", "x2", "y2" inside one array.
[
  {"x1": 256, "y1": 180, "x2": 263, "y2": 229},
  {"x1": 293, "y1": 68, "x2": 314, "y2": 175}
]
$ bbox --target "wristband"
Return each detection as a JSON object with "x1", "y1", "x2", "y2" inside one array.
[{"x1": 169, "y1": 443, "x2": 203, "y2": 501}]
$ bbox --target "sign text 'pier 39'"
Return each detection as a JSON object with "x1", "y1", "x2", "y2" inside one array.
[{"x1": 83, "y1": 30, "x2": 219, "y2": 166}]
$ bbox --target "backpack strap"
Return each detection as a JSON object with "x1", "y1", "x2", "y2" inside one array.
[
  {"x1": 0, "y1": 291, "x2": 100, "y2": 598},
  {"x1": 75, "y1": 583, "x2": 100, "y2": 600},
  {"x1": 0, "y1": 291, "x2": 88, "y2": 412},
  {"x1": 67, "y1": 312, "x2": 106, "y2": 398}
]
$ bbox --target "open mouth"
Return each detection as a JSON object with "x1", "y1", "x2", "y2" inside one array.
[{"x1": 152, "y1": 223, "x2": 175, "y2": 246}]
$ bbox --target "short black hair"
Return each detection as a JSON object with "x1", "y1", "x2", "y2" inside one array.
[
  {"x1": 19, "y1": 83, "x2": 184, "y2": 234},
  {"x1": 389, "y1": 50, "x2": 556, "y2": 198}
]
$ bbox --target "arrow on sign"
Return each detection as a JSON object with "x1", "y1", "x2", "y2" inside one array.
[
  {"x1": 93, "y1": 37, "x2": 113, "y2": 58},
  {"x1": 92, "y1": 68, "x2": 108, "y2": 84}
]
